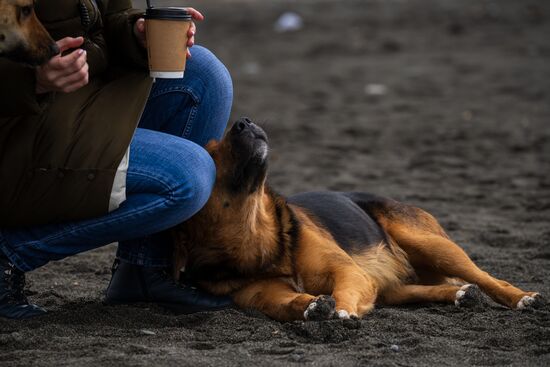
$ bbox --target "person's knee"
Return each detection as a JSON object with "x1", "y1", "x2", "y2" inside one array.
[
  {"x1": 180, "y1": 146, "x2": 216, "y2": 213},
  {"x1": 167, "y1": 143, "x2": 216, "y2": 220},
  {"x1": 187, "y1": 45, "x2": 233, "y2": 101}
]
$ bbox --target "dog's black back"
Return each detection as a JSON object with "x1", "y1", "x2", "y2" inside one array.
[{"x1": 288, "y1": 191, "x2": 388, "y2": 254}]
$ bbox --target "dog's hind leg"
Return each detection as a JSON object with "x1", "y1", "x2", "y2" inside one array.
[
  {"x1": 353, "y1": 195, "x2": 544, "y2": 310},
  {"x1": 380, "y1": 283, "x2": 486, "y2": 308},
  {"x1": 374, "y1": 208, "x2": 542, "y2": 310}
]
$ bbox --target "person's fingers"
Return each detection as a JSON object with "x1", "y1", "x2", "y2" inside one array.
[
  {"x1": 136, "y1": 18, "x2": 145, "y2": 33},
  {"x1": 187, "y1": 23, "x2": 196, "y2": 47},
  {"x1": 56, "y1": 49, "x2": 86, "y2": 72},
  {"x1": 185, "y1": 8, "x2": 204, "y2": 21},
  {"x1": 133, "y1": 18, "x2": 147, "y2": 48},
  {"x1": 56, "y1": 37, "x2": 85, "y2": 53},
  {"x1": 58, "y1": 62, "x2": 88, "y2": 87},
  {"x1": 187, "y1": 49, "x2": 192, "y2": 59},
  {"x1": 64, "y1": 50, "x2": 87, "y2": 74},
  {"x1": 188, "y1": 22, "x2": 196, "y2": 36},
  {"x1": 58, "y1": 63, "x2": 89, "y2": 93}
]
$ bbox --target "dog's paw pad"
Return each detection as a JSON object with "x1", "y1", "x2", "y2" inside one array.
[
  {"x1": 455, "y1": 284, "x2": 485, "y2": 308},
  {"x1": 516, "y1": 293, "x2": 545, "y2": 310},
  {"x1": 304, "y1": 295, "x2": 335, "y2": 321}
]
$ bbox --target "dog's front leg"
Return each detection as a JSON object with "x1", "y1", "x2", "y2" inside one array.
[
  {"x1": 330, "y1": 265, "x2": 378, "y2": 319},
  {"x1": 232, "y1": 278, "x2": 334, "y2": 322}
]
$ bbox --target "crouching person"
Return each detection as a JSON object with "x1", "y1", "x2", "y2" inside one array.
[{"x1": 0, "y1": 0, "x2": 233, "y2": 319}]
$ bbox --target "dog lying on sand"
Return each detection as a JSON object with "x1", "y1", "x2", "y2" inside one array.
[{"x1": 171, "y1": 118, "x2": 544, "y2": 322}]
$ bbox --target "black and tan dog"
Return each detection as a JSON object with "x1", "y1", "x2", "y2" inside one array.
[
  {"x1": 172, "y1": 118, "x2": 544, "y2": 322},
  {"x1": 0, "y1": 0, "x2": 58, "y2": 65}
]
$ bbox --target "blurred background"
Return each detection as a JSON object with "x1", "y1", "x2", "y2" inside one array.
[{"x1": 133, "y1": 0, "x2": 549, "y2": 206}]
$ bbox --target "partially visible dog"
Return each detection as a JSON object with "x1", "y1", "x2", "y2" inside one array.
[
  {"x1": 172, "y1": 118, "x2": 544, "y2": 322},
  {"x1": 0, "y1": 0, "x2": 58, "y2": 65}
]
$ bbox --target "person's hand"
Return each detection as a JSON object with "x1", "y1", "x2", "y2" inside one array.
[
  {"x1": 35, "y1": 37, "x2": 89, "y2": 94},
  {"x1": 133, "y1": 8, "x2": 204, "y2": 58}
]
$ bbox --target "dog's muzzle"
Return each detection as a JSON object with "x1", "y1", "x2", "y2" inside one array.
[{"x1": 230, "y1": 117, "x2": 269, "y2": 161}]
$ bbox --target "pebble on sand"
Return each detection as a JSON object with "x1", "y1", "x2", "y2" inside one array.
[
  {"x1": 274, "y1": 12, "x2": 304, "y2": 33},
  {"x1": 365, "y1": 84, "x2": 388, "y2": 96}
]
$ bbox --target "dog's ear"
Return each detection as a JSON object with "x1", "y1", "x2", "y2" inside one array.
[{"x1": 171, "y1": 228, "x2": 189, "y2": 281}]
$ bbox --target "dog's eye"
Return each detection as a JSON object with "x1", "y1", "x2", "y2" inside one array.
[{"x1": 20, "y1": 5, "x2": 33, "y2": 18}]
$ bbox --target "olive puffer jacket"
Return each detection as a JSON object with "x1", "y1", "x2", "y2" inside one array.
[{"x1": 0, "y1": 0, "x2": 153, "y2": 227}]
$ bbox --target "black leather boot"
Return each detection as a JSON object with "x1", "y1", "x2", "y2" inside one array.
[
  {"x1": 104, "y1": 259, "x2": 234, "y2": 314},
  {"x1": 0, "y1": 254, "x2": 47, "y2": 319}
]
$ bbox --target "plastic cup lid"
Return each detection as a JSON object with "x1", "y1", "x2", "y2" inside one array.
[{"x1": 145, "y1": 7, "x2": 192, "y2": 21}]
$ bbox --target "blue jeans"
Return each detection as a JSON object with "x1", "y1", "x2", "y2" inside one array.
[{"x1": 0, "y1": 46, "x2": 233, "y2": 272}]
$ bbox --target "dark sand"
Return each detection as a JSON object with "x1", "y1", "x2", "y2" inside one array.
[{"x1": 1, "y1": 0, "x2": 549, "y2": 365}]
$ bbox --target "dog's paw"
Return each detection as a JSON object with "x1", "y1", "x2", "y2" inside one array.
[
  {"x1": 304, "y1": 295, "x2": 336, "y2": 321},
  {"x1": 455, "y1": 284, "x2": 486, "y2": 308},
  {"x1": 337, "y1": 310, "x2": 350, "y2": 319},
  {"x1": 336, "y1": 309, "x2": 359, "y2": 320},
  {"x1": 516, "y1": 293, "x2": 545, "y2": 310}
]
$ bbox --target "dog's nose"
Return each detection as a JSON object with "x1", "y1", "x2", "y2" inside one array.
[
  {"x1": 232, "y1": 117, "x2": 253, "y2": 135},
  {"x1": 234, "y1": 121, "x2": 246, "y2": 134}
]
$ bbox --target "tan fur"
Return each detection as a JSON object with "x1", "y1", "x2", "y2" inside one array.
[
  {"x1": 0, "y1": 0, "x2": 57, "y2": 64},
  {"x1": 351, "y1": 241, "x2": 413, "y2": 295},
  {"x1": 381, "y1": 284, "x2": 462, "y2": 305}
]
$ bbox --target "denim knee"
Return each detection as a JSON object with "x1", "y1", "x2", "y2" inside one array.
[
  {"x1": 188, "y1": 45, "x2": 233, "y2": 95},
  {"x1": 150, "y1": 46, "x2": 233, "y2": 104},
  {"x1": 165, "y1": 142, "x2": 216, "y2": 224}
]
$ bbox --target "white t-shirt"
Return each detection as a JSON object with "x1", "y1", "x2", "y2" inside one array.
[{"x1": 108, "y1": 147, "x2": 129, "y2": 211}]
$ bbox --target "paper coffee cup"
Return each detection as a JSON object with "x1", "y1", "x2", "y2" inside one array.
[{"x1": 145, "y1": 7, "x2": 192, "y2": 79}]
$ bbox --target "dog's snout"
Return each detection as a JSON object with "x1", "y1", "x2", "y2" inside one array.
[
  {"x1": 233, "y1": 121, "x2": 247, "y2": 134},
  {"x1": 231, "y1": 117, "x2": 254, "y2": 135}
]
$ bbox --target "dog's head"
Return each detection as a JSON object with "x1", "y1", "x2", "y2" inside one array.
[
  {"x1": 207, "y1": 117, "x2": 269, "y2": 198},
  {"x1": 0, "y1": 0, "x2": 59, "y2": 65},
  {"x1": 174, "y1": 118, "x2": 275, "y2": 279},
  {"x1": 184, "y1": 117, "x2": 272, "y2": 234}
]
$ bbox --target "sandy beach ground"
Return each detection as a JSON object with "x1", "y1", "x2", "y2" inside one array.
[{"x1": 1, "y1": 0, "x2": 549, "y2": 365}]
